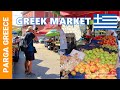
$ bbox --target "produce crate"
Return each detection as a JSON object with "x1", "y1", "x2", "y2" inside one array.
[
  {"x1": 68, "y1": 72, "x2": 85, "y2": 79},
  {"x1": 116, "y1": 67, "x2": 120, "y2": 79}
]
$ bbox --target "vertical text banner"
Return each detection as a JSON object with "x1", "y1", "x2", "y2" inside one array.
[{"x1": 0, "y1": 11, "x2": 12, "y2": 79}]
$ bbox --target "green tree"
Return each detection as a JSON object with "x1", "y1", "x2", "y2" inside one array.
[
  {"x1": 52, "y1": 11, "x2": 61, "y2": 16},
  {"x1": 16, "y1": 30, "x2": 22, "y2": 36}
]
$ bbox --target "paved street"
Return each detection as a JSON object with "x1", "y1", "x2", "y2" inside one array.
[{"x1": 13, "y1": 43, "x2": 60, "y2": 79}]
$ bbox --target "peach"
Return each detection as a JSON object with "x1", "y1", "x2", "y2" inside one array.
[
  {"x1": 79, "y1": 68, "x2": 85, "y2": 74},
  {"x1": 85, "y1": 64, "x2": 90, "y2": 69},
  {"x1": 110, "y1": 68, "x2": 116, "y2": 72},
  {"x1": 85, "y1": 74, "x2": 91, "y2": 79},
  {"x1": 85, "y1": 69, "x2": 91, "y2": 74},
  {"x1": 90, "y1": 61, "x2": 95, "y2": 66},
  {"x1": 91, "y1": 73, "x2": 97, "y2": 79},
  {"x1": 95, "y1": 76, "x2": 100, "y2": 79},
  {"x1": 90, "y1": 66, "x2": 97, "y2": 73},
  {"x1": 74, "y1": 67, "x2": 79, "y2": 72},
  {"x1": 95, "y1": 58, "x2": 100, "y2": 63},
  {"x1": 71, "y1": 71, "x2": 76, "y2": 76},
  {"x1": 108, "y1": 65, "x2": 115, "y2": 69}
]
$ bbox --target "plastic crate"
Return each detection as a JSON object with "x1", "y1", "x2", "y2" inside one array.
[
  {"x1": 116, "y1": 67, "x2": 120, "y2": 79},
  {"x1": 68, "y1": 72, "x2": 85, "y2": 79}
]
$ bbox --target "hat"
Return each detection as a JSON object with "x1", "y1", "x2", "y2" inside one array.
[{"x1": 26, "y1": 26, "x2": 33, "y2": 32}]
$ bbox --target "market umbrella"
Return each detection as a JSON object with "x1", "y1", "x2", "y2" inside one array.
[{"x1": 45, "y1": 29, "x2": 60, "y2": 37}]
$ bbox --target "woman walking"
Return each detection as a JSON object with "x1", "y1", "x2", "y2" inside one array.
[{"x1": 24, "y1": 26, "x2": 38, "y2": 76}]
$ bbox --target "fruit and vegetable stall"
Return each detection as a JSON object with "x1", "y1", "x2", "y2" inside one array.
[
  {"x1": 12, "y1": 37, "x2": 20, "y2": 62},
  {"x1": 60, "y1": 34, "x2": 120, "y2": 79}
]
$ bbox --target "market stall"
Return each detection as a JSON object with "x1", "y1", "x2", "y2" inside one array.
[
  {"x1": 45, "y1": 29, "x2": 60, "y2": 52},
  {"x1": 60, "y1": 30, "x2": 120, "y2": 79}
]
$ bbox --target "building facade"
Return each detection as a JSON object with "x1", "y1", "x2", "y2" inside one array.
[{"x1": 21, "y1": 11, "x2": 58, "y2": 38}]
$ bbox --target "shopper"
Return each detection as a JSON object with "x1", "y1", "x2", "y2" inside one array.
[
  {"x1": 116, "y1": 33, "x2": 120, "y2": 79},
  {"x1": 118, "y1": 33, "x2": 120, "y2": 61},
  {"x1": 85, "y1": 29, "x2": 92, "y2": 42},
  {"x1": 24, "y1": 26, "x2": 38, "y2": 76},
  {"x1": 55, "y1": 26, "x2": 68, "y2": 55}
]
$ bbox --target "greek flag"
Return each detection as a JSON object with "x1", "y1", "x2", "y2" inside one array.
[{"x1": 93, "y1": 14, "x2": 118, "y2": 30}]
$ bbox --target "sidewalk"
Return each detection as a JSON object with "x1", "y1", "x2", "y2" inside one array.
[{"x1": 13, "y1": 43, "x2": 60, "y2": 79}]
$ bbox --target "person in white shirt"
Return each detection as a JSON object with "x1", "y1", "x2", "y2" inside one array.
[
  {"x1": 118, "y1": 34, "x2": 120, "y2": 59},
  {"x1": 116, "y1": 32, "x2": 120, "y2": 68},
  {"x1": 56, "y1": 26, "x2": 68, "y2": 55},
  {"x1": 110, "y1": 30, "x2": 117, "y2": 37}
]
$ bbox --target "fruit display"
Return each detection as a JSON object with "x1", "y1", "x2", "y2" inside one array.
[
  {"x1": 94, "y1": 30, "x2": 106, "y2": 36},
  {"x1": 60, "y1": 52, "x2": 84, "y2": 79},
  {"x1": 102, "y1": 45, "x2": 118, "y2": 52},
  {"x1": 96, "y1": 35, "x2": 118, "y2": 53},
  {"x1": 83, "y1": 48, "x2": 118, "y2": 65},
  {"x1": 93, "y1": 35, "x2": 104, "y2": 40},
  {"x1": 61, "y1": 34, "x2": 119, "y2": 79},
  {"x1": 60, "y1": 54, "x2": 82, "y2": 72},
  {"x1": 99, "y1": 35, "x2": 117, "y2": 46},
  {"x1": 69, "y1": 48, "x2": 118, "y2": 79},
  {"x1": 71, "y1": 60, "x2": 117, "y2": 79}
]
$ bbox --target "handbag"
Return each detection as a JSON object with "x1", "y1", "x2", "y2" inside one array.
[{"x1": 33, "y1": 46, "x2": 37, "y2": 53}]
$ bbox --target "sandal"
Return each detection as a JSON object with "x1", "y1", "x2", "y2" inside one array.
[
  {"x1": 25, "y1": 70, "x2": 28, "y2": 74},
  {"x1": 26, "y1": 72, "x2": 36, "y2": 76}
]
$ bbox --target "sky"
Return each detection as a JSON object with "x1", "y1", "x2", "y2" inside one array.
[{"x1": 12, "y1": 11, "x2": 23, "y2": 26}]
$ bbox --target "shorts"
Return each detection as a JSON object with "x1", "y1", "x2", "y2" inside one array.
[{"x1": 25, "y1": 51, "x2": 35, "y2": 61}]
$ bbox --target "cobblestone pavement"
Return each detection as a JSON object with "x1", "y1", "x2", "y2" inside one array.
[{"x1": 13, "y1": 43, "x2": 60, "y2": 79}]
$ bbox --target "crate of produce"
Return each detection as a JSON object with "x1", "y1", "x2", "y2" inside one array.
[
  {"x1": 116, "y1": 67, "x2": 120, "y2": 79},
  {"x1": 68, "y1": 72, "x2": 85, "y2": 79}
]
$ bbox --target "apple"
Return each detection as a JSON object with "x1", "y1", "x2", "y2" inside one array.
[
  {"x1": 77, "y1": 64, "x2": 82, "y2": 68},
  {"x1": 110, "y1": 68, "x2": 116, "y2": 72},
  {"x1": 75, "y1": 67, "x2": 79, "y2": 72},
  {"x1": 79, "y1": 68, "x2": 85, "y2": 74},
  {"x1": 90, "y1": 66, "x2": 97, "y2": 73},
  {"x1": 86, "y1": 60, "x2": 91, "y2": 64},
  {"x1": 95, "y1": 76, "x2": 100, "y2": 79},
  {"x1": 90, "y1": 61, "x2": 95, "y2": 66},
  {"x1": 105, "y1": 68, "x2": 110, "y2": 73},
  {"x1": 101, "y1": 76, "x2": 107, "y2": 79},
  {"x1": 85, "y1": 64, "x2": 90, "y2": 69},
  {"x1": 71, "y1": 71, "x2": 76, "y2": 76},
  {"x1": 80, "y1": 62, "x2": 85, "y2": 66},
  {"x1": 85, "y1": 69, "x2": 91, "y2": 74},
  {"x1": 91, "y1": 73, "x2": 97, "y2": 79},
  {"x1": 96, "y1": 63, "x2": 101, "y2": 68},
  {"x1": 99, "y1": 68, "x2": 107, "y2": 75},
  {"x1": 106, "y1": 76, "x2": 113, "y2": 79},
  {"x1": 85, "y1": 74, "x2": 91, "y2": 79},
  {"x1": 110, "y1": 71, "x2": 117, "y2": 76},
  {"x1": 111, "y1": 77, "x2": 117, "y2": 79},
  {"x1": 95, "y1": 58, "x2": 100, "y2": 63}
]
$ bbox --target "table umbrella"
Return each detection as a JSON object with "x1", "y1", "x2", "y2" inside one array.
[{"x1": 45, "y1": 29, "x2": 60, "y2": 37}]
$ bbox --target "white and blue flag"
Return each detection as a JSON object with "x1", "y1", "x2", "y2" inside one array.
[{"x1": 93, "y1": 14, "x2": 118, "y2": 30}]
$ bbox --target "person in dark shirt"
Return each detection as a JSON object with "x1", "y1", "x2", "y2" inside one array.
[{"x1": 24, "y1": 26, "x2": 38, "y2": 76}]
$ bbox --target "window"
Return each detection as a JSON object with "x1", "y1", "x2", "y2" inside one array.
[{"x1": 44, "y1": 11, "x2": 49, "y2": 18}]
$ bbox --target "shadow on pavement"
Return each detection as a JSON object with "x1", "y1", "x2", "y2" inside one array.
[
  {"x1": 32, "y1": 59, "x2": 60, "y2": 79},
  {"x1": 13, "y1": 51, "x2": 60, "y2": 79}
]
